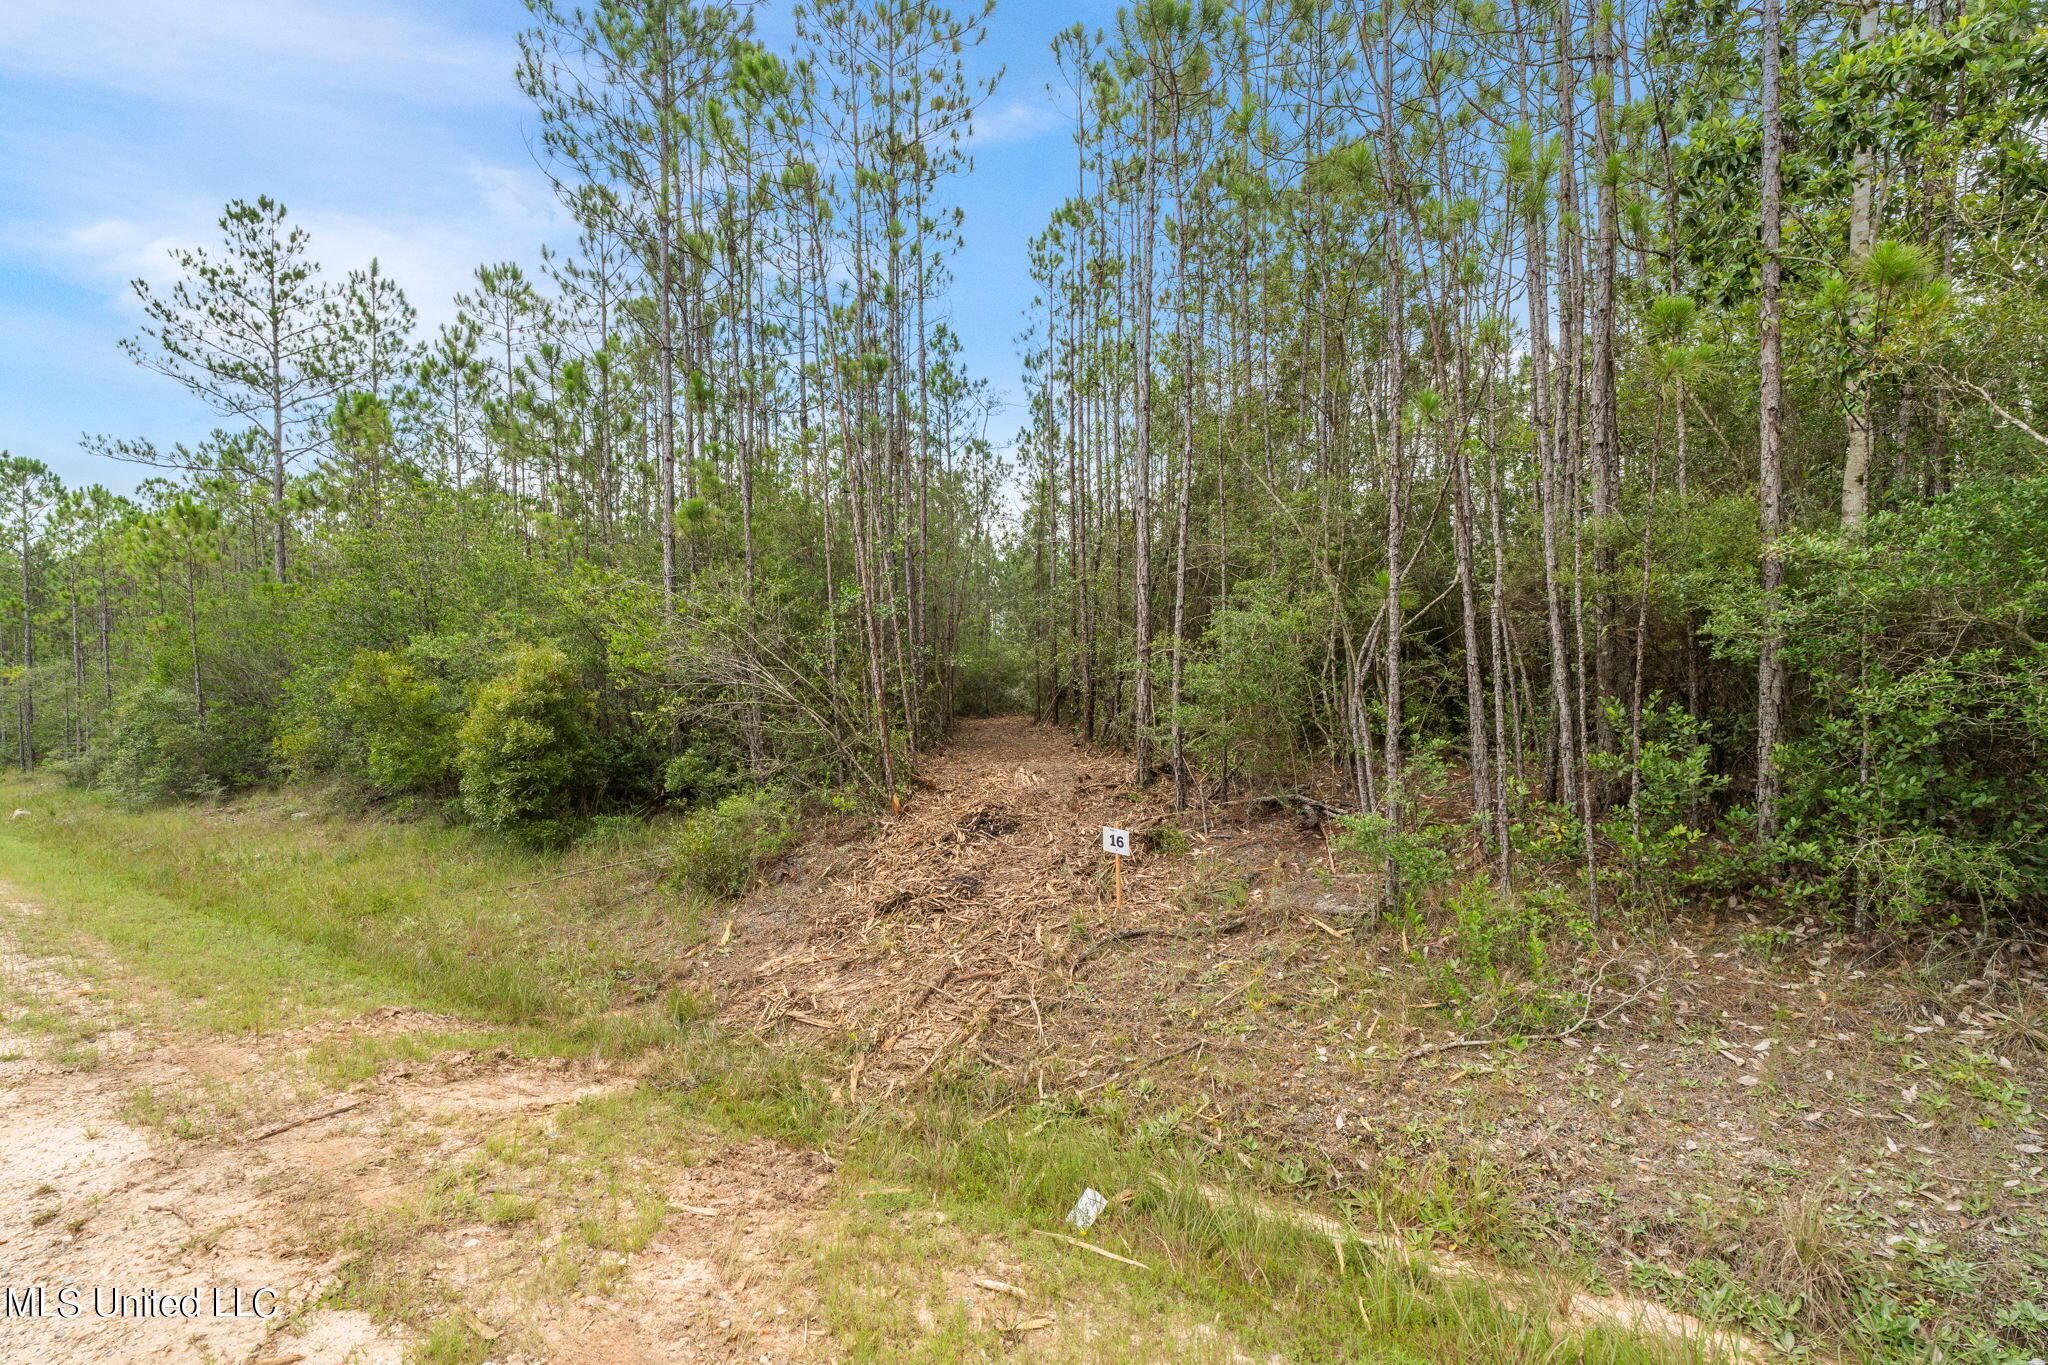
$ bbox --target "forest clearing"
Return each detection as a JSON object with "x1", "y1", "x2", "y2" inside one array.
[
  {"x1": 5, "y1": 0, "x2": 2048, "y2": 1359},
  {"x1": 0, "y1": 719, "x2": 2043, "y2": 1363}
]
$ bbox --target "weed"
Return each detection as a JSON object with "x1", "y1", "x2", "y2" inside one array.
[
  {"x1": 576, "y1": 1195, "x2": 666, "y2": 1253},
  {"x1": 1735, "y1": 924, "x2": 1796, "y2": 956},
  {"x1": 1423, "y1": 878, "x2": 1588, "y2": 1035},
  {"x1": 484, "y1": 1193, "x2": 540, "y2": 1226},
  {"x1": 1146, "y1": 822, "x2": 1192, "y2": 856},
  {"x1": 663, "y1": 987, "x2": 714, "y2": 1027},
  {"x1": 1176, "y1": 862, "x2": 1253, "y2": 916},
  {"x1": 412, "y1": 1317, "x2": 489, "y2": 1365},
  {"x1": 1745, "y1": 1188, "x2": 1865, "y2": 1330},
  {"x1": 44, "y1": 1040, "x2": 101, "y2": 1070}
]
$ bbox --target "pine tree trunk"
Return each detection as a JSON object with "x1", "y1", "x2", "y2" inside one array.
[
  {"x1": 1756, "y1": 0, "x2": 1789, "y2": 840},
  {"x1": 1842, "y1": 0, "x2": 1881, "y2": 528},
  {"x1": 1589, "y1": 0, "x2": 1622, "y2": 779},
  {"x1": 1131, "y1": 61, "x2": 1160, "y2": 785}
]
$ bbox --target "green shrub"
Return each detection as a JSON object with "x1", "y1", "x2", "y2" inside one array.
[
  {"x1": 1709, "y1": 477, "x2": 2048, "y2": 923},
  {"x1": 278, "y1": 646, "x2": 466, "y2": 797},
  {"x1": 1431, "y1": 878, "x2": 1589, "y2": 1034},
  {"x1": 94, "y1": 687, "x2": 215, "y2": 808},
  {"x1": 1174, "y1": 577, "x2": 1332, "y2": 789},
  {"x1": 342, "y1": 650, "x2": 460, "y2": 794},
  {"x1": 672, "y1": 790, "x2": 798, "y2": 899},
  {"x1": 953, "y1": 628, "x2": 1026, "y2": 717},
  {"x1": 660, "y1": 742, "x2": 745, "y2": 806},
  {"x1": 1445, "y1": 877, "x2": 1549, "y2": 979},
  {"x1": 454, "y1": 644, "x2": 596, "y2": 846},
  {"x1": 1333, "y1": 811, "x2": 1456, "y2": 913},
  {"x1": 1592, "y1": 698, "x2": 1723, "y2": 894}
]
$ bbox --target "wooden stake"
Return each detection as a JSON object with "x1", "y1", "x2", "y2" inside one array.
[{"x1": 1113, "y1": 853, "x2": 1123, "y2": 911}]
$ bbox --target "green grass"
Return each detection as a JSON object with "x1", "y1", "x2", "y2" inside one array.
[
  {"x1": 0, "y1": 779, "x2": 697, "y2": 1033},
  {"x1": 0, "y1": 776, "x2": 1722, "y2": 1365}
]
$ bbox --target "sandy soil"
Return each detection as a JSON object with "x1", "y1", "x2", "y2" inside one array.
[{"x1": 0, "y1": 907, "x2": 830, "y2": 1365}]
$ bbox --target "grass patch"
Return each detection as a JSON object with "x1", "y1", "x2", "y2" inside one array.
[
  {"x1": 732, "y1": 1071, "x2": 1703, "y2": 1363},
  {"x1": 0, "y1": 778, "x2": 705, "y2": 1033}
]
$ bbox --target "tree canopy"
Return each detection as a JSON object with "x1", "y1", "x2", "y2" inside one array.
[{"x1": 5, "y1": 0, "x2": 2045, "y2": 943}]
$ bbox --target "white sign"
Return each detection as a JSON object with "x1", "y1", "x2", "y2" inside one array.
[
  {"x1": 1065, "y1": 1186, "x2": 1109, "y2": 1231},
  {"x1": 1101, "y1": 826, "x2": 1131, "y2": 856}
]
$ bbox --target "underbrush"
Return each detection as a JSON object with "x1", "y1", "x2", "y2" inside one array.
[
  {"x1": 670, "y1": 789, "x2": 800, "y2": 899},
  {"x1": 1426, "y1": 878, "x2": 1596, "y2": 1035},
  {"x1": 1291, "y1": 804, "x2": 2048, "y2": 1362}
]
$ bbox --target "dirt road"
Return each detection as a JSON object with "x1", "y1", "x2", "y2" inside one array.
[
  {"x1": 718, "y1": 715, "x2": 1224, "y2": 1089},
  {"x1": 0, "y1": 906, "x2": 832, "y2": 1365}
]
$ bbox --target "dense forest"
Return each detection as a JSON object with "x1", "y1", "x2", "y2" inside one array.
[{"x1": 3, "y1": 0, "x2": 2046, "y2": 927}]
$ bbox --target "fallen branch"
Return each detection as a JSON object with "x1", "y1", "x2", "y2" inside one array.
[
  {"x1": 1206, "y1": 792, "x2": 1355, "y2": 819},
  {"x1": 1397, "y1": 970, "x2": 1649, "y2": 1066},
  {"x1": 1028, "y1": 1229, "x2": 1151, "y2": 1270},
  {"x1": 1269, "y1": 792, "x2": 1351, "y2": 818},
  {"x1": 1075, "y1": 1039, "x2": 1207, "y2": 1097},
  {"x1": 243, "y1": 1098, "x2": 366, "y2": 1143},
  {"x1": 1071, "y1": 919, "x2": 1247, "y2": 975}
]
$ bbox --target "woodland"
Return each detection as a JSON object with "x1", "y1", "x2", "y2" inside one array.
[{"x1": 4, "y1": 0, "x2": 2048, "y2": 934}]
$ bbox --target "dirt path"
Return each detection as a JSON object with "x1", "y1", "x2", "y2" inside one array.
[
  {"x1": 0, "y1": 902, "x2": 831, "y2": 1365},
  {"x1": 1, "y1": 924, "x2": 395, "y2": 1363},
  {"x1": 717, "y1": 716, "x2": 1241, "y2": 1091}
]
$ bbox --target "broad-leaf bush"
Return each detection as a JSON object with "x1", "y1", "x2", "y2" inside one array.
[
  {"x1": 671, "y1": 790, "x2": 799, "y2": 899},
  {"x1": 93, "y1": 687, "x2": 218, "y2": 808},
  {"x1": 1711, "y1": 476, "x2": 2048, "y2": 924},
  {"x1": 455, "y1": 643, "x2": 598, "y2": 846},
  {"x1": 279, "y1": 648, "x2": 462, "y2": 798},
  {"x1": 1174, "y1": 577, "x2": 1333, "y2": 791}
]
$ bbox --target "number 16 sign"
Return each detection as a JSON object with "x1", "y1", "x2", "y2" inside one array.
[{"x1": 1101, "y1": 826, "x2": 1131, "y2": 908}]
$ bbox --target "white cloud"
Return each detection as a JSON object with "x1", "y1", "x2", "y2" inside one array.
[
  {"x1": 294, "y1": 187, "x2": 571, "y2": 329},
  {"x1": 5, "y1": 0, "x2": 515, "y2": 113},
  {"x1": 61, "y1": 216, "x2": 204, "y2": 285},
  {"x1": 967, "y1": 96, "x2": 1063, "y2": 148},
  {"x1": 34, "y1": 164, "x2": 570, "y2": 332},
  {"x1": 0, "y1": 0, "x2": 571, "y2": 335},
  {"x1": 469, "y1": 162, "x2": 566, "y2": 232}
]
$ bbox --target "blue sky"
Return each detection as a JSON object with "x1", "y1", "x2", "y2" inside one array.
[{"x1": 0, "y1": 0, "x2": 1115, "y2": 491}]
